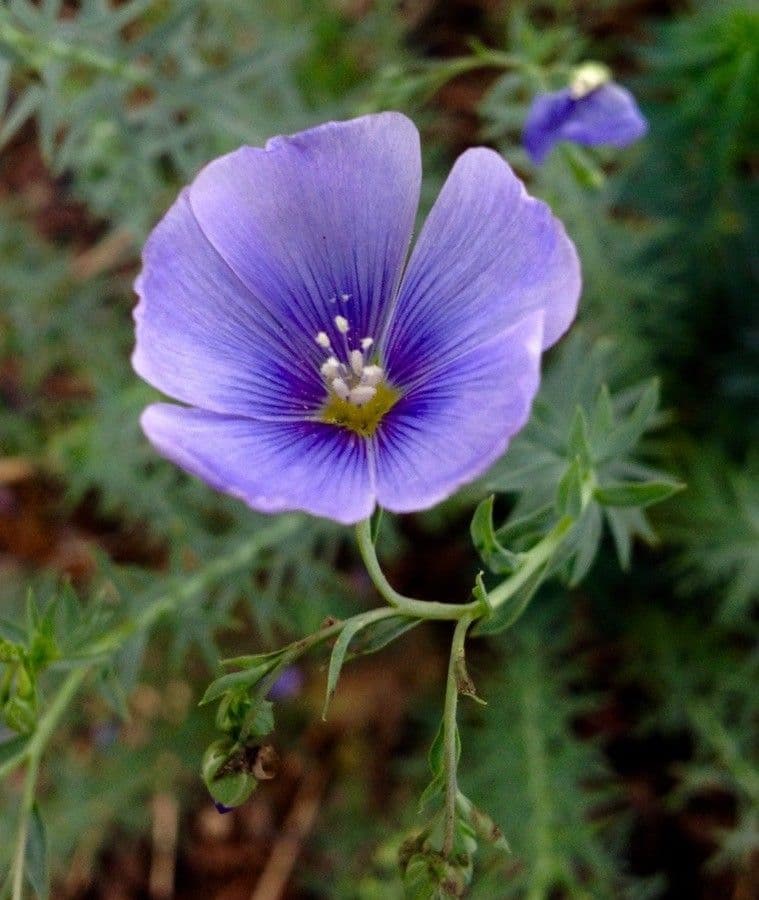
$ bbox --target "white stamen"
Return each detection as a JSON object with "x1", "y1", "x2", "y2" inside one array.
[
  {"x1": 332, "y1": 377, "x2": 350, "y2": 400},
  {"x1": 360, "y1": 337, "x2": 374, "y2": 350},
  {"x1": 340, "y1": 293, "x2": 351, "y2": 302},
  {"x1": 569, "y1": 62, "x2": 611, "y2": 99},
  {"x1": 349, "y1": 349, "x2": 364, "y2": 376},
  {"x1": 361, "y1": 365, "x2": 383, "y2": 387},
  {"x1": 349, "y1": 385, "x2": 377, "y2": 406},
  {"x1": 334, "y1": 315, "x2": 349, "y2": 333},
  {"x1": 315, "y1": 331, "x2": 331, "y2": 349},
  {"x1": 320, "y1": 357, "x2": 341, "y2": 379}
]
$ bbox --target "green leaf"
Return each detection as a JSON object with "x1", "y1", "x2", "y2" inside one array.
[
  {"x1": 428, "y1": 720, "x2": 445, "y2": 778},
  {"x1": 473, "y1": 563, "x2": 548, "y2": 636},
  {"x1": 0, "y1": 637, "x2": 22, "y2": 663},
  {"x1": 590, "y1": 384, "x2": 615, "y2": 441},
  {"x1": 25, "y1": 805, "x2": 49, "y2": 899},
  {"x1": 567, "y1": 406, "x2": 593, "y2": 467},
  {"x1": 598, "y1": 379, "x2": 659, "y2": 461},
  {"x1": 322, "y1": 616, "x2": 379, "y2": 720},
  {"x1": 0, "y1": 733, "x2": 29, "y2": 772},
  {"x1": 470, "y1": 496, "x2": 520, "y2": 574},
  {"x1": 556, "y1": 456, "x2": 584, "y2": 519},
  {"x1": 241, "y1": 699, "x2": 275, "y2": 739},
  {"x1": 594, "y1": 480, "x2": 684, "y2": 508},
  {"x1": 345, "y1": 615, "x2": 419, "y2": 659},
  {"x1": 417, "y1": 774, "x2": 445, "y2": 813},
  {"x1": 495, "y1": 504, "x2": 555, "y2": 551},
  {"x1": 200, "y1": 666, "x2": 272, "y2": 706},
  {"x1": 569, "y1": 504, "x2": 603, "y2": 586}
]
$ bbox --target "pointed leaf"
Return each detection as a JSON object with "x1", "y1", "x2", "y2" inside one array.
[
  {"x1": 471, "y1": 496, "x2": 520, "y2": 574},
  {"x1": 594, "y1": 480, "x2": 684, "y2": 509},
  {"x1": 321, "y1": 615, "x2": 386, "y2": 720}
]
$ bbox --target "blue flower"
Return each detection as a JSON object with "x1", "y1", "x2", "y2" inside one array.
[
  {"x1": 523, "y1": 64, "x2": 648, "y2": 165},
  {"x1": 133, "y1": 113, "x2": 580, "y2": 524}
]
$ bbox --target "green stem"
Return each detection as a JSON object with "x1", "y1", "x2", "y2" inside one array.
[
  {"x1": 355, "y1": 520, "x2": 481, "y2": 621},
  {"x1": 8, "y1": 666, "x2": 89, "y2": 899},
  {"x1": 10, "y1": 755, "x2": 38, "y2": 900},
  {"x1": 442, "y1": 614, "x2": 473, "y2": 857},
  {"x1": 485, "y1": 516, "x2": 573, "y2": 612}
]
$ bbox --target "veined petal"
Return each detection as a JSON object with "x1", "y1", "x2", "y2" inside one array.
[
  {"x1": 141, "y1": 404, "x2": 375, "y2": 525},
  {"x1": 374, "y1": 312, "x2": 544, "y2": 513},
  {"x1": 189, "y1": 112, "x2": 421, "y2": 353},
  {"x1": 383, "y1": 148, "x2": 579, "y2": 389},
  {"x1": 133, "y1": 191, "x2": 323, "y2": 418},
  {"x1": 523, "y1": 85, "x2": 647, "y2": 164}
]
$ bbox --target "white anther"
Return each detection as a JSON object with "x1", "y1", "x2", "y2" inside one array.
[
  {"x1": 360, "y1": 337, "x2": 374, "y2": 351},
  {"x1": 349, "y1": 385, "x2": 377, "y2": 406},
  {"x1": 340, "y1": 293, "x2": 351, "y2": 302},
  {"x1": 332, "y1": 377, "x2": 350, "y2": 400},
  {"x1": 361, "y1": 365, "x2": 383, "y2": 387},
  {"x1": 315, "y1": 331, "x2": 331, "y2": 349},
  {"x1": 334, "y1": 315, "x2": 349, "y2": 333},
  {"x1": 569, "y1": 62, "x2": 610, "y2": 99},
  {"x1": 349, "y1": 349, "x2": 364, "y2": 376},
  {"x1": 328, "y1": 295, "x2": 337, "y2": 304},
  {"x1": 320, "y1": 357, "x2": 341, "y2": 379}
]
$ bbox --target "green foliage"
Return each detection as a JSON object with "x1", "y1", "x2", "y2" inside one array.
[
  {"x1": 0, "y1": 0, "x2": 756, "y2": 896},
  {"x1": 482, "y1": 333, "x2": 677, "y2": 585},
  {"x1": 669, "y1": 450, "x2": 759, "y2": 623},
  {"x1": 462, "y1": 616, "x2": 636, "y2": 899},
  {"x1": 626, "y1": 610, "x2": 758, "y2": 876}
]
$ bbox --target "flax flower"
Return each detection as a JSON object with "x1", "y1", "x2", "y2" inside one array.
[
  {"x1": 133, "y1": 113, "x2": 580, "y2": 523},
  {"x1": 523, "y1": 64, "x2": 648, "y2": 165}
]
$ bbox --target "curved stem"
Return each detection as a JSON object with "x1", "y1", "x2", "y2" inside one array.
[
  {"x1": 442, "y1": 614, "x2": 474, "y2": 857},
  {"x1": 355, "y1": 520, "x2": 480, "y2": 621}
]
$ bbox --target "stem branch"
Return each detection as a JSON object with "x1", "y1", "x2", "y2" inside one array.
[
  {"x1": 355, "y1": 520, "x2": 480, "y2": 621},
  {"x1": 442, "y1": 614, "x2": 474, "y2": 857}
]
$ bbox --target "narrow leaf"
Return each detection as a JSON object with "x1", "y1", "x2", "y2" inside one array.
[
  {"x1": 594, "y1": 480, "x2": 684, "y2": 509},
  {"x1": 322, "y1": 616, "x2": 377, "y2": 720},
  {"x1": 471, "y1": 496, "x2": 520, "y2": 574}
]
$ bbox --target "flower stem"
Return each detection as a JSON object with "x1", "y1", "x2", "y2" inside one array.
[
  {"x1": 485, "y1": 515, "x2": 574, "y2": 612},
  {"x1": 355, "y1": 519, "x2": 481, "y2": 621},
  {"x1": 8, "y1": 666, "x2": 89, "y2": 899},
  {"x1": 442, "y1": 614, "x2": 474, "y2": 857}
]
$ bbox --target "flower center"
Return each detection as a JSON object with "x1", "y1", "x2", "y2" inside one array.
[{"x1": 314, "y1": 316, "x2": 399, "y2": 437}]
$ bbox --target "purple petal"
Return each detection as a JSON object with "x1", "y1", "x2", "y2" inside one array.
[
  {"x1": 188, "y1": 113, "x2": 421, "y2": 353},
  {"x1": 523, "y1": 85, "x2": 648, "y2": 164},
  {"x1": 141, "y1": 405, "x2": 375, "y2": 524},
  {"x1": 133, "y1": 191, "x2": 323, "y2": 418},
  {"x1": 383, "y1": 148, "x2": 579, "y2": 388},
  {"x1": 374, "y1": 312, "x2": 544, "y2": 513}
]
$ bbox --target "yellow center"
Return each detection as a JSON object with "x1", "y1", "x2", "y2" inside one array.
[{"x1": 320, "y1": 382, "x2": 400, "y2": 437}]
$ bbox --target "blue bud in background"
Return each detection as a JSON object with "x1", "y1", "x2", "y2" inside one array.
[{"x1": 523, "y1": 62, "x2": 647, "y2": 164}]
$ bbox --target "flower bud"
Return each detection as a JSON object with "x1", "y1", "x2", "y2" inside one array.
[
  {"x1": 2, "y1": 696, "x2": 36, "y2": 734},
  {"x1": 201, "y1": 739, "x2": 279, "y2": 811},
  {"x1": 202, "y1": 739, "x2": 258, "y2": 809}
]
